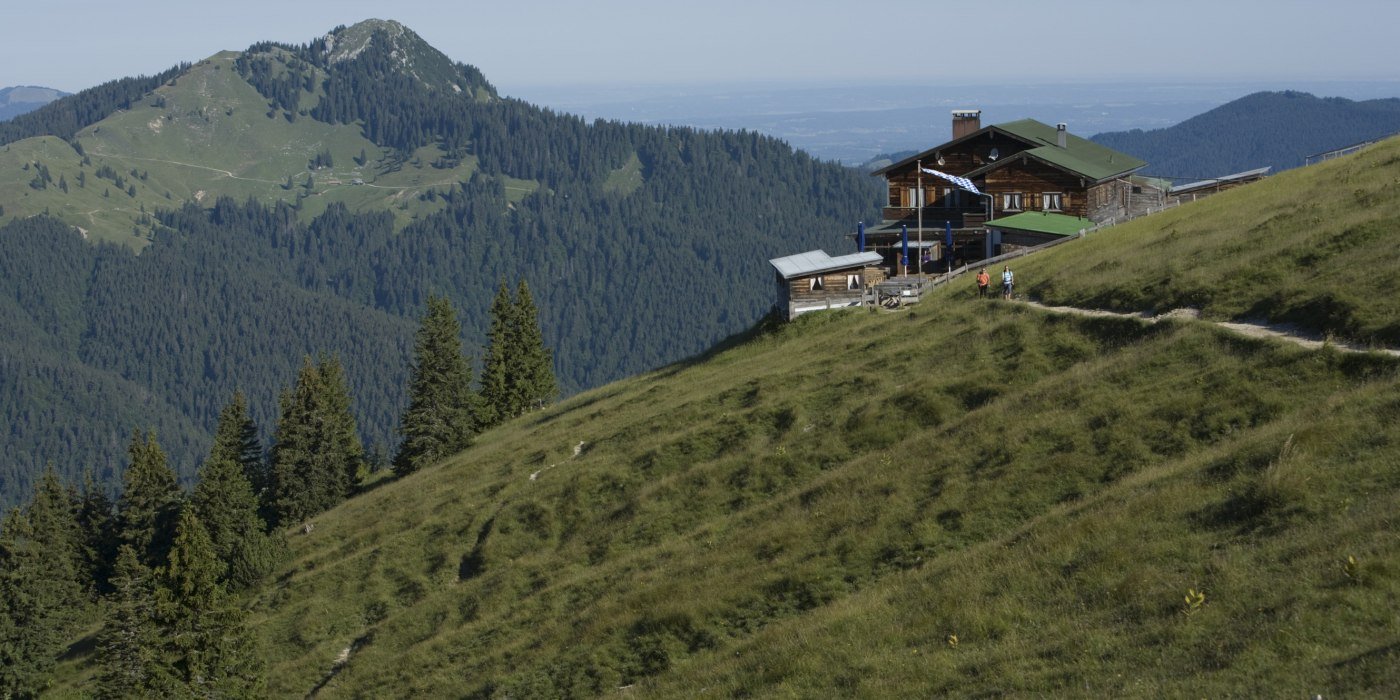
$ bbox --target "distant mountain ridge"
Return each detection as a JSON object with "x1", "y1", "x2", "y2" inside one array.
[
  {"x1": 0, "y1": 20, "x2": 880, "y2": 505},
  {"x1": 1091, "y1": 90, "x2": 1400, "y2": 181},
  {"x1": 0, "y1": 85, "x2": 69, "y2": 121}
]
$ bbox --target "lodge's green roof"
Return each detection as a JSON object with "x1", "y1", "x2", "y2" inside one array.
[
  {"x1": 986, "y1": 211, "x2": 1093, "y2": 237},
  {"x1": 985, "y1": 119, "x2": 1146, "y2": 181}
]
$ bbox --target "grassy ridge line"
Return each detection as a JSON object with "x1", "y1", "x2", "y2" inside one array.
[
  {"x1": 223, "y1": 297, "x2": 1399, "y2": 697},
  {"x1": 1020, "y1": 135, "x2": 1400, "y2": 345}
]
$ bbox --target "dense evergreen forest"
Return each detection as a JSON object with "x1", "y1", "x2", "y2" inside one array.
[
  {"x1": 0, "y1": 23, "x2": 883, "y2": 506},
  {"x1": 1092, "y1": 90, "x2": 1400, "y2": 181}
]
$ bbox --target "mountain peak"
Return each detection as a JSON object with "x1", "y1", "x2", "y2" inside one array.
[{"x1": 315, "y1": 19, "x2": 492, "y2": 98}]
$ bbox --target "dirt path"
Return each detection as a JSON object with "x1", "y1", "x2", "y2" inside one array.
[{"x1": 1022, "y1": 301, "x2": 1400, "y2": 358}]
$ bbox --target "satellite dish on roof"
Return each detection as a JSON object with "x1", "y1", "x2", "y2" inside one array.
[{"x1": 989, "y1": 147, "x2": 1000, "y2": 161}]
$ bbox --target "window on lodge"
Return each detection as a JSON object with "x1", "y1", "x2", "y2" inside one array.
[
  {"x1": 846, "y1": 274, "x2": 862, "y2": 290},
  {"x1": 1042, "y1": 192, "x2": 1064, "y2": 211},
  {"x1": 1002, "y1": 192, "x2": 1023, "y2": 211},
  {"x1": 905, "y1": 187, "x2": 926, "y2": 208},
  {"x1": 809, "y1": 277, "x2": 824, "y2": 291}
]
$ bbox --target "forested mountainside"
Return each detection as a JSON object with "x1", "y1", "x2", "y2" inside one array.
[
  {"x1": 0, "y1": 20, "x2": 882, "y2": 506},
  {"x1": 1092, "y1": 90, "x2": 1400, "y2": 181}
]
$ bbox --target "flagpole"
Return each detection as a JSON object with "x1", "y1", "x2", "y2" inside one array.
[{"x1": 916, "y1": 160, "x2": 923, "y2": 277}]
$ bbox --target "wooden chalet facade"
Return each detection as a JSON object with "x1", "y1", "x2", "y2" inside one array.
[
  {"x1": 863, "y1": 111, "x2": 1156, "y2": 263},
  {"x1": 769, "y1": 250, "x2": 885, "y2": 320}
]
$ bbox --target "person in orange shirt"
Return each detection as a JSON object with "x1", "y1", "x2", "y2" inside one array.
[{"x1": 976, "y1": 268, "x2": 990, "y2": 298}]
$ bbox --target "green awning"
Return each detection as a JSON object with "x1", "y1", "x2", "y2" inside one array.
[{"x1": 986, "y1": 211, "x2": 1093, "y2": 237}]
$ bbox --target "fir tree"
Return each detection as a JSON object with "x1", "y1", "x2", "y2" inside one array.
[
  {"x1": 480, "y1": 282, "x2": 557, "y2": 427},
  {"x1": 393, "y1": 295, "x2": 479, "y2": 476},
  {"x1": 191, "y1": 455, "x2": 278, "y2": 589},
  {"x1": 158, "y1": 506, "x2": 264, "y2": 697},
  {"x1": 97, "y1": 545, "x2": 174, "y2": 698},
  {"x1": 74, "y1": 469, "x2": 117, "y2": 594},
  {"x1": 478, "y1": 282, "x2": 517, "y2": 427},
  {"x1": 513, "y1": 280, "x2": 557, "y2": 411},
  {"x1": 115, "y1": 430, "x2": 183, "y2": 570},
  {"x1": 209, "y1": 392, "x2": 268, "y2": 520},
  {"x1": 0, "y1": 470, "x2": 90, "y2": 697},
  {"x1": 270, "y1": 357, "x2": 364, "y2": 525}
]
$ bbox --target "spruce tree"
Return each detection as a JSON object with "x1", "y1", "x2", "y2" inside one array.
[
  {"x1": 97, "y1": 545, "x2": 174, "y2": 698},
  {"x1": 209, "y1": 392, "x2": 268, "y2": 523},
  {"x1": 270, "y1": 357, "x2": 364, "y2": 525},
  {"x1": 115, "y1": 431, "x2": 183, "y2": 570},
  {"x1": 159, "y1": 506, "x2": 264, "y2": 697},
  {"x1": 513, "y1": 280, "x2": 557, "y2": 411},
  {"x1": 74, "y1": 469, "x2": 117, "y2": 594},
  {"x1": 191, "y1": 455, "x2": 277, "y2": 589},
  {"x1": 478, "y1": 282, "x2": 516, "y2": 427},
  {"x1": 0, "y1": 471, "x2": 90, "y2": 697},
  {"x1": 393, "y1": 295, "x2": 479, "y2": 476},
  {"x1": 480, "y1": 282, "x2": 557, "y2": 427}
]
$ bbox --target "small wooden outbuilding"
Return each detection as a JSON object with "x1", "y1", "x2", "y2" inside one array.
[{"x1": 769, "y1": 250, "x2": 886, "y2": 320}]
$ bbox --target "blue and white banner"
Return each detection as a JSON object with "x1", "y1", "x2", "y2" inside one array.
[{"x1": 920, "y1": 167, "x2": 982, "y2": 196}]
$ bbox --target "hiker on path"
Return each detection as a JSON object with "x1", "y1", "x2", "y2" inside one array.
[
  {"x1": 1002, "y1": 266, "x2": 1015, "y2": 299},
  {"x1": 976, "y1": 268, "x2": 990, "y2": 298}
]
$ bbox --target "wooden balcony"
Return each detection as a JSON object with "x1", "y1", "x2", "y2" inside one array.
[{"x1": 881, "y1": 206, "x2": 988, "y2": 228}]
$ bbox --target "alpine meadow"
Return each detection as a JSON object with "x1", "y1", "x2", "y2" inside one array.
[{"x1": 2, "y1": 14, "x2": 1399, "y2": 700}]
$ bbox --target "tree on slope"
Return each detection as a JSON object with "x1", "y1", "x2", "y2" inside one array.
[
  {"x1": 270, "y1": 356, "x2": 364, "y2": 525},
  {"x1": 115, "y1": 431, "x2": 183, "y2": 570},
  {"x1": 394, "y1": 295, "x2": 480, "y2": 476},
  {"x1": 208, "y1": 392, "x2": 268, "y2": 518},
  {"x1": 480, "y1": 281, "x2": 558, "y2": 427},
  {"x1": 191, "y1": 454, "x2": 278, "y2": 589},
  {"x1": 158, "y1": 505, "x2": 265, "y2": 697},
  {"x1": 0, "y1": 468, "x2": 90, "y2": 697},
  {"x1": 97, "y1": 545, "x2": 175, "y2": 698},
  {"x1": 512, "y1": 280, "x2": 557, "y2": 411}
]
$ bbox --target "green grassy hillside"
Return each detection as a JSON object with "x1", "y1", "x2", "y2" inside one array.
[
  {"x1": 0, "y1": 50, "x2": 488, "y2": 247},
  {"x1": 54, "y1": 140, "x2": 1400, "y2": 695},
  {"x1": 1025, "y1": 136, "x2": 1400, "y2": 345}
]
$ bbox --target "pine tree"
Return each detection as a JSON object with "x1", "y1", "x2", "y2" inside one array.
[
  {"x1": 74, "y1": 469, "x2": 117, "y2": 594},
  {"x1": 0, "y1": 470, "x2": 90, "y2": 697},
  {"x1": 159, "y1": 506, "x2": 264, "y2": 697},
  {"x1": 478, "y1": 282, "x2": 517, "y2": 427},
  {"x1": 209, "y1": 392, "x2": 268, "y2": 522},
  {"x1": 191, "y1": 455, "x2": 278, "y2": 589},
  {"x1": 97, "y1": 545, "x2": 174, "y2": 699},
  {"x1": 480, "y1": 281, "x2": 557, "y2": 427},
  {"x1": 513, "y1": 280, "x2": 557, "y2": 411},
  {"x1": 393, "y1": 295, "x2": 480, "y2": 476},
  {"x1": 115, "y1": 430, "x2": 183, "y2": 570},
  {"x1": 270, "y1": 357, "x2": 364, "y2": 525}
]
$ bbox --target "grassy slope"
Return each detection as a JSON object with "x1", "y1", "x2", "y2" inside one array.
[
  {"x1": 236, "y1": 305, "x2": 1397, "y2": 699},
  {"x1": 1024, "y1": 136, "x2": 1400, "y2": 345},
  {"x1": 0, "y1": 51, "x2": 503, "y2": 247},
  {"x1": 53, "y1": 135, "x2": 1400, "y2": 698}
]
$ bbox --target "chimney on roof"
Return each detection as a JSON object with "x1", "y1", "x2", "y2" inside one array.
[
  {"x1": 1056, "y1": 123, "x2": 1068, "y2": 148},
  {"x1": 952, "y1": 109, "x2": 981, "y2": 139}
]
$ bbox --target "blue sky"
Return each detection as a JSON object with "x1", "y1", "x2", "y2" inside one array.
[{"x1": 5, "y1": 0, "x2": 1399, "y2": 94}]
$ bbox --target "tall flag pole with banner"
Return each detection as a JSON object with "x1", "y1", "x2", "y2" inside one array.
[
  {"x1": 919, "y1": 167, "x2": 982, "y2": 196},
  {"x1": 916, "y1": 160, "x2": 924, "y2": 275}
]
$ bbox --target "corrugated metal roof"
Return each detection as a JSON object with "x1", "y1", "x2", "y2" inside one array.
[
  {"x1": 985, "y1": 211, "x2": 1092, "y2": 236},
  {"x1": 871, "y1": 118, "x2": 1145, "y2": 181},
  {"x1": 769, "y1": 250, "x2": 884, "y2": 279},
  {"x1": 1169, "y1": 167, "x2": 1272, "y2": 194}
]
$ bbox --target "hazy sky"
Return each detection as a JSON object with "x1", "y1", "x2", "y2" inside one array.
[{"x1": 5, "y1": 0, "x2": 1399, "y2": 95}]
